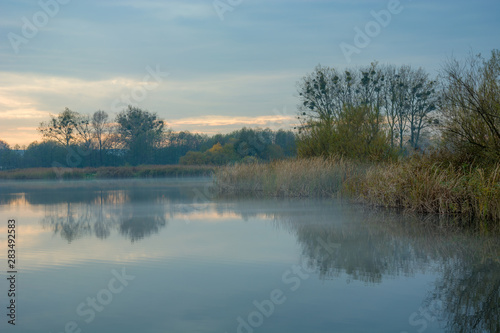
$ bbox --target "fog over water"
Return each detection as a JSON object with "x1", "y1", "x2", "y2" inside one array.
[{"x1": 0, "y1": 179, "x2": 498, "y2": 332}]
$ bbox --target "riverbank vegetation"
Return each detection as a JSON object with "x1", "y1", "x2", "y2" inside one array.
[
  {"x1": 215, "y1": 155, "x2": 500, "y2": 230},
  {"x1": 216, "y1": 50, "x2": 500, "y2": 230},
  {"x1": 0, "y1": 165, "x2": 214, "y2": 180}
]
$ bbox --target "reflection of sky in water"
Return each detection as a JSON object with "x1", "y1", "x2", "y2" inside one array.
[{"x1": 0, "y1": 179, "x2": 498, "y2": 333}]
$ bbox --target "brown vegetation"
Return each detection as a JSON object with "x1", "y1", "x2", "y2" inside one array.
[
  {"x1": 214, "y1": 155, "x2": 500, "y2": 231},
  {"x1": 0, "y1": 165, "x2": 214, "y2": 180}
]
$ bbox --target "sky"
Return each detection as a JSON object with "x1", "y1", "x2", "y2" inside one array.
[{"x1": 0, "y1": 0, "x2": 499, "y2": 147}]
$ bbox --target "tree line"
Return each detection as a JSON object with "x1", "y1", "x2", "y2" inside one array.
[
  {"x1": 297, "y1": 50, "x2": 500, "y2": 164},
  {"x1": 297, "y1": 62, "x2": 439, "y2": 160},
  {"x1": 0, "y1": 105, "x2": 296, "y2": 169},
  {"x1": 1, "y1": 50, "x2": 498, "y2": 169}
]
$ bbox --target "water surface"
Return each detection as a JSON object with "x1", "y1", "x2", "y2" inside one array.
[{"x1": 0, "y1": 179, "x2": 498, "y2": 333}]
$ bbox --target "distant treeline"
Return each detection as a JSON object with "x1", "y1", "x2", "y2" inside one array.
[{"x1": 0, "y1": 106, "x2": 296, "y2": 170}]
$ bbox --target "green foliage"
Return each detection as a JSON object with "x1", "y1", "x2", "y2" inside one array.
[
  {"x1": 0, "y1": 141, "x2": 23, "y2": 170},
  {"x1": 180, "y1": 142, "x2": 239, "y2": 165},
  {"x1": 179, "y1": 128, "x2": 297, "y2": 165},
  {"x1": 22, "y1": 141, "x2": 67, "y2": 168},
  {"x1": 298, "y1": 105, "x2": 395, "y2": 161},
  {"x1": 116, "y1": 105, "x2": 165, "y2": 165},
  {"x1": 297, "y1": 64, "x2": 439, "y2": 156}
]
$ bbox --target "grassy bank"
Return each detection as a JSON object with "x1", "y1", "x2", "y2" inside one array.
[
  {"x1": 0, "y1": 165, "x2": 214, "y2": 180},
  {"x1": 215, "y1": 157, "x2": 360, "y2": 197},
  {"x1": 214, "y1": 156, "x2": 500, "y2": 230}
]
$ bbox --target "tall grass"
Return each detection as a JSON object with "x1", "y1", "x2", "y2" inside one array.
[
  {"x1": 215, "y1": 157, "x2": 361, "y2": 197},
  {"x1": 355, "y1": 157, "x2": 500, "y2": 227},
  {"x1": 214, "y1": 156, "x2": 500, "y2": 230}
]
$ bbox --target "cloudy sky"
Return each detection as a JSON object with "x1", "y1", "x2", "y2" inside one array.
[{"x1": 1, "y1": 0, "x2": 499, "y2": 146}]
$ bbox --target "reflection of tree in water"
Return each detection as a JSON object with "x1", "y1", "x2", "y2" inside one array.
[
  {"x1": 0, "y1": 193, "x2": 23, "y2": 205},
  {"x1": 41, "y1": 202, "x2": 93, "y2": 243},
  {"x1": 93, "y1": 191, "x2": 113, "y2": 239},
  {"x1": 223, "y1": 200, "x2": 438, "y2": 283},
  {"x1": 35, "y1": 185, "x2": 178, "y2": 242},
  {"x1": 115, "y1": 189, "x2": 168, "y2": 242},
  {"x1": 225, "y1": 199, "x2": 500, "y2": 332},
  {"x1": 293, "y1": 221, "x2": 425, "y2": 283},
  {"x1": 12, "y1": 181, "x2": 500, "y2": 331},
  {"x1": 430, "y1": 246, "x2": 499, "y2": 332},
  {"x1": 119, "y1": 215, "x2": 167, "y2": 242}
]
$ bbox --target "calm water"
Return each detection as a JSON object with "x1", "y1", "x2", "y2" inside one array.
[{"x1": 0, "y1": 178, "x2": 498, "y2": 333}]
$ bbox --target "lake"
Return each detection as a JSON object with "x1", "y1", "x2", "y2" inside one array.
[{"x1": 0, "y1": 178, "x2": 498, "y2": 333}]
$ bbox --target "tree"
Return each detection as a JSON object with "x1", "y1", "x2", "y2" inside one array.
[
  {"x1": 275, "y1": 129, "x2": 297, "y2": 157},
  {"x1": 116, "y1": 105, "x2": 165, "y2": 165},
  {"x1": 91, "y1": 110, "x2": 113, "y2": 165},
  {"x1": 297, "y1": 64, "x2": 393, "y2": 160},
  {"x1": 381, "y1": 65, "x2": 439, "y2": 152},
  {"x1": 298, "y1": 105, "x2": 391, "y2": 160},
  {"x1": 235, "y1": 128, "x2": 273, "y2": 159},
  {"x1": 405, "y1": 67, "x2": 438, "y2": 150},
  {"x1": 38, "y1": 108, "x2": 91, "y2": 147},
  {"x1": 22, "y1": 141, "x2": 67, "y2": 168},
  {"x1": 0, "y1": 140, "x2": 9, "y2": 150},
  {"x1": 383, "y1": 65, "x2": 410, "y2": 151},
  {"x1": 297, "y1": 65, "x2": 345, "y2": 124},
  {"x1": 0, "y1": 140, "x2": 18, "y2": 169},
  {"x1": 440, "y1": 50, "x2": 500, "y2": 164}
]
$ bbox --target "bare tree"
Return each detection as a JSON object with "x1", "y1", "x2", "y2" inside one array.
[
  {"x1": 406, "y1": 67, "x2": 438, "y2": 150},
  {"x1": 38, "y1": 108, "x2": 92, "y2": 148},
  {"x1": 440, "y1": 50, "x2": 500, "y2": 163},
  {"x1": 91, "y1": 110, "x2": 113, "y2": 165}
]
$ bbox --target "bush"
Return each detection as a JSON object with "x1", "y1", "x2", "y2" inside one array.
[{"x1": 298, "y1": 105, "x2": 395, "y2": 161}]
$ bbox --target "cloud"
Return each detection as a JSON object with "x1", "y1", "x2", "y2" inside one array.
[
  {"x1": 0, "y1": 70, "x2": 299, "y2": 145},
  {"x1": 0, "y1": 109, "x2": 46, "y2": 120},
  {"x1": 168, "y1": 114, "x2": 296, "y2": 133}
]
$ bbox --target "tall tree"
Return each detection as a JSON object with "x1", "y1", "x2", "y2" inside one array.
[
  {"x1": 91, "y1": 110, "x2": 112, "y2": 165},
  {"x1": 38, "y1": 108, "x2": 78, "y2": 146},
  {"x1": 116, "y1": 105, "x2": 165, "y2": 165},
  {"x1": 38, "y1": 108, "x2": 91, "y2": 148},
  {"x1": 441, "y1": 50, "x2": 500, "y2": 163},
  {"x1": 383, "y1": 65, "x2": 403, "y2": 149},
  {"x1": 406, "y1": 68, "x2": 438, "y2": 150},
  {"x1": 382, "y1": 65, "x2": 438, "y2": 152}
]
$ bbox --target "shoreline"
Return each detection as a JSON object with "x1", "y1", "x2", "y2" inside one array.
[
  {"x1": 214, "y1": 157, "x2": 500, "y2": 232},
  {"x1": 0, "y1": 165, "x2": 215, "y2": 180}
]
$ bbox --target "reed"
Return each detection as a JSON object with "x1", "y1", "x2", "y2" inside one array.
[
  {"x1": 0, "y1": 165, "x2": 214, "y2": 180},
  {"x1": 356, "y1": 158, "x2": 500, "y2": 228},
  {"x1": 215, "y1": 157, "x2": 362, "y2": 197},
  {"x1": 214, "y1": 156, "x2": 500, "y2": 230}
]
